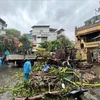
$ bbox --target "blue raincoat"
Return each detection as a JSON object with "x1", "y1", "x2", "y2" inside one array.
[
  {"x1": 4, "y1": 50, "x2": 10, "y2": 56},
  {"x1": 0, "y1": 59, "x2": 2, "y2": 68},
  {"x1": 23, "y1": 61, "x2": 31, "y2": 81}
]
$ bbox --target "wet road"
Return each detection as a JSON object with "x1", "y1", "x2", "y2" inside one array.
[
  {"x1": 90, "y1": 65, "x2": 100, "y2": 100},
  {"x1": 0, "y1": 64, "x2": 22, "y2": 100}
]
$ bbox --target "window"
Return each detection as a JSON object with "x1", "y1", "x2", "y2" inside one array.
[
  {"x1": 2, "y1": 26, "x2": 4, "y2": 30},
  {"x1": 80, "y1": 43, "x2": 84, "y2": 49},
  {"x1": 40, "y1": 30, "x2": 43, "y2": 32},
  {"x1": 41, "y1": 37, "x2": 47, "y2": 42}
]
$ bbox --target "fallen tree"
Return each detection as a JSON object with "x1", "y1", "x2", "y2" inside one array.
[{"x1": 12, "y1": 61, "x2": 100, "y2": 100}]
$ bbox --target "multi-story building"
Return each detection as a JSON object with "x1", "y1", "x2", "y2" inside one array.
[
  {"x1": 48, "y1": 28, "x2": 57, "y2": 41},
  {"x1": 31, "y1": 25, "x2": 57, "y2": 48},
  {"x1": 75, "y1": 14, "x2": 100, "y2": 60},
  {"x1": 0, "y1": 18, "x2": 7, "y2": 35},
  {"x1": 57, "y1": 28, "x2": 65, "y2": 39}
]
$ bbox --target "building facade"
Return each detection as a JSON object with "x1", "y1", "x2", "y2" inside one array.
[
  {"x1": 57, "y1": 28, "x2": 65, "y2": 39},
  {"x1": 31, "y1": 25, "x2": 57, "y2": 48},
  {"x1": 0, "y1": 18, "x2": 7, "y2": 35},
  {"x1": 75, "y1": 15, "x2": 100, "y2": 60}
]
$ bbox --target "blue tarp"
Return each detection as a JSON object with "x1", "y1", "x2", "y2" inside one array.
[{"x1": 42, "y1": 64, "x2": 50, "y2": 72}]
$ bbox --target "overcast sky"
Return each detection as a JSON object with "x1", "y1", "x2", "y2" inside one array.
[{"x1": 0, "y1": 0, "x2": 100, "y2": 41}]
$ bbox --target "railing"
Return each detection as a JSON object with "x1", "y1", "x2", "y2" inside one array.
[{"x1": 37, "y1": 34, "x2": 48, "y2": 37}]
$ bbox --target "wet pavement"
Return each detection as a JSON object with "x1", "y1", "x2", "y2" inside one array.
[
  {"x1": 0, "y1": 64, "x2": 22, "y2": 100},
  {"x1": 89, "y1": 65, "x2": 100, "y2": 100}
]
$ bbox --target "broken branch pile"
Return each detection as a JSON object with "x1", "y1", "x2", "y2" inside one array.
[
  {"x1": 74, "y1": 69, "x2": 100, "y2": 83},
  {"x1": 12, "y1": 61, "x2": 100, "y2": 100}
]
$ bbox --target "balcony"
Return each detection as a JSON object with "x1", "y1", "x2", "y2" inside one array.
[
  {"x1": 85, "y1": 41, "x2": 100, "y2": 48},
  {"x1": 76, "y1": 22, "x2": 100, "y2": 36},
  {"x1": 37, "y1": 33, "x2": 48, "y2": 37}
]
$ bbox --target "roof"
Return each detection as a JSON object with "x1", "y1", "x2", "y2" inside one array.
[
  {"x1": 85, "y1": 15, "x2": 100, "y2": 25},
  {"x1": 31, "y1": 25, "x2": 50, "y2": 28},
  {"x1": 57, "y1": 28, "x2": 65, "y2": 34},
  {"x1": 76, "y1": 15, "x2": 100, "y2": 31},
  {"x1": 49, "y1": 28, "x2": 57, "y2": 32},
  {"x1": 30, "y1": 30, "x2": 32, "y2": 32},
  {"x1": 0, "y1": 18, "x2": 6, "y2": 24}
]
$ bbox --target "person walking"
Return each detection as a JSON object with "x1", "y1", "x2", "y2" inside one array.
[{"x1": 23, "y1": 60, "x2": 32, "y2": 81}]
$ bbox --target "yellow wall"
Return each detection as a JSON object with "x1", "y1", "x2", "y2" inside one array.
[
  {"x1": 76, "y1": 25, "x2": 100, "y2": 36},
  {"x1": 75, "y1": 24, "x2": 100, "y2": 60},
  {"x1": 75, "y1": 38, "x2": 100, "y2": 60}
]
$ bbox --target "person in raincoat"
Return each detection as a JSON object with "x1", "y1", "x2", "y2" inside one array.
[
  {"x1": 23, "y1": 60, "x2": 32, "y2": 81},
  {"x1": 4, "y1": 50, "x2": 10, "y2": 56},
  {"x1": 0, "y1": 58, "x2": 2, "y2": 68},
  {"x1": 4, "y1": 50, "x2": 10, "y2": 64}
]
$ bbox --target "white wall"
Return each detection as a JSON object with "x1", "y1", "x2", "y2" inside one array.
[
  {"x1": 0, "y1": 21, "x2": 6, "y2": 35},
  {"x1": 32, "y1": 27, "x2": 49, "y2": 44},
  {"x1": 37, "y1": 37, "x2": 41, "y2": 43},
  {"x1": 0, "y1": 30, "x2": 5, "y2": 34},
  {"x1": 0, "y1": 22, "x2": 2, "y2": 29},
  {"x1": 32, "y1": 26, "x2": 57, "y2": 47},
  {"x1": 41, "y1": 37, "x2": 48, "y2": 42},
  {"x1": 48, "y1": 32, "x2": 57, "y2": 41}
]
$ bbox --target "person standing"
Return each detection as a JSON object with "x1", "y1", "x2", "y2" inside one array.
[
  {"x1": 4, "y1": 50, "x2": 10, "y2": 64},
  {"x1": 23, "y1": 60, "x2": 32, "y2": 81},
  {"x1": 0, "y1": 58, "x2": 2, "y2": 68},
  {"x1": 4, "y1": 50, "x2": 10, "y2": 56}
]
